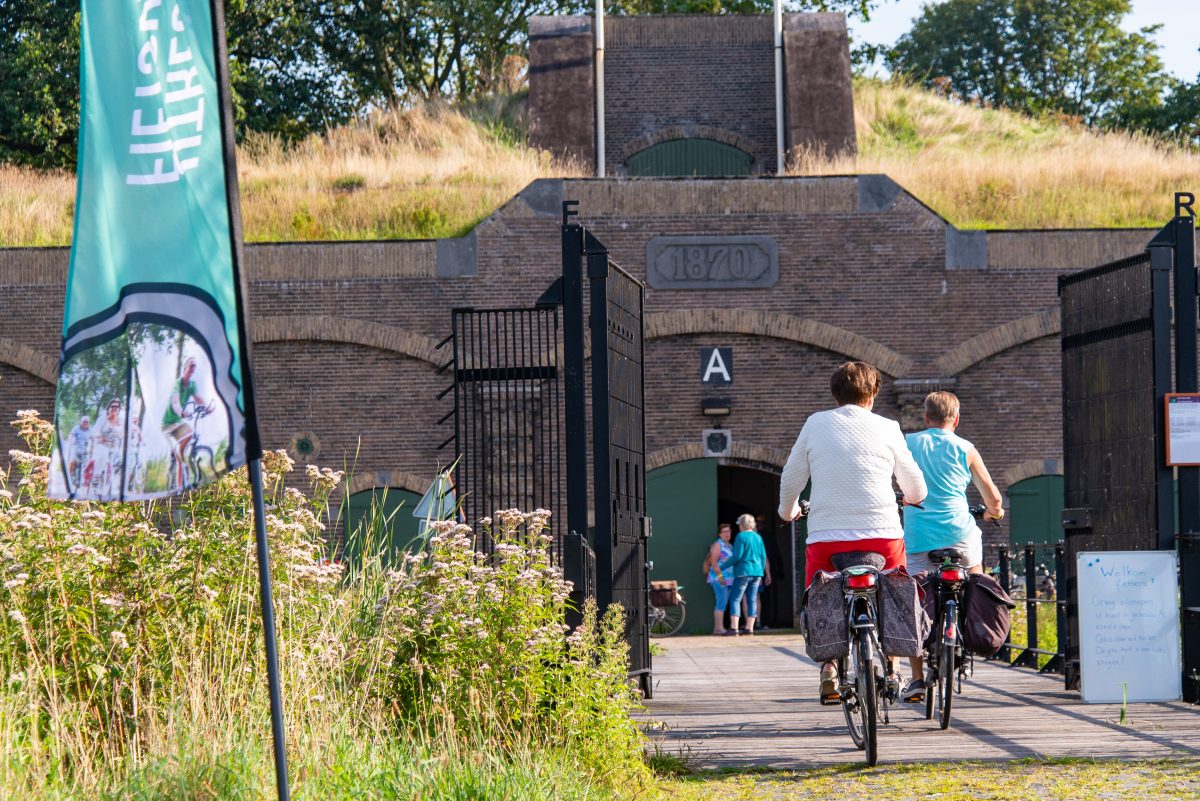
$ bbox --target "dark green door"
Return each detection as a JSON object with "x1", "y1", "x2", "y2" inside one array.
[
  {"x1": 646, "y1": 459, "x2": 718, "y2": 634},
  {"x1": 627, "y1": 139, "x2": 753, "y2": 177},
  {"x1": 1007, "y1": 475, "x2": 1065, "y2": 546},
  {"x1": 342, "y1": 487, "x2": 424, "y2": 568}
]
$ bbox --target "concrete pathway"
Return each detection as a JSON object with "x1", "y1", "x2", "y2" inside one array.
[{"x1": 643, "y1": 633, "x2": 1200, "y2": 768}]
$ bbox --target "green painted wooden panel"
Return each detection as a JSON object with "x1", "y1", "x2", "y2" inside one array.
[
  {"x1": 646, "y1": 459, "x2": 718, "y2": 634},
  {"x1": 342, "y1": 488, "x2": 424, "y2": 567},
  {"x1": 627, "y1": 139, "x2": 753, "y2": 177},
  {"x1": 1008, "y1": 475, "x2": 1065, "y2": 546}
]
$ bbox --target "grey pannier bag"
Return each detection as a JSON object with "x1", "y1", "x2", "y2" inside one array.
[
  {"x1": 877, "y1": 568, "x2": 931, "y2": 657},
  {"x1": 802, "y1": 571, "x2": 848, "y2": 662}
]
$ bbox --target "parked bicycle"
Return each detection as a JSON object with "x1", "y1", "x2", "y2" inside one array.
[
  {"x1": 921, "y1": 504, "x2": 1001, "y2": 729},
  {"x1": 649, "y1": 581, "x2": 686, "y2": 637}
]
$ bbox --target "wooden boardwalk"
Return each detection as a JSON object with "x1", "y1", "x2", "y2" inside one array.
[{"x1": 643, "y1": 633, "x2": 1200, "y2": 768}]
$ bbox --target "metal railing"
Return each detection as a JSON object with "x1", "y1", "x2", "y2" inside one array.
[{"x1": 995, "y1": 542, "x2": 1067, "y2": 675}]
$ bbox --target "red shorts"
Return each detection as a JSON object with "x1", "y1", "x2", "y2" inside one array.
[{"x1": 805, "y1": 538, "x2": 907, "y2": 587}]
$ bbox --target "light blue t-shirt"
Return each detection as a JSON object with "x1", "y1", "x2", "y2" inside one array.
[
  {"x1": 903, "y1": 428, "x2": 981, "y2": 553},
  {"x1": 720, "y1": 529, "x2": 767, "y2": 578}
]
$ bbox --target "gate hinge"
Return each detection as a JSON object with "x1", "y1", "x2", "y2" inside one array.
[{"x1": 642, "y1": 516, "x2": 653, "y2": 539}]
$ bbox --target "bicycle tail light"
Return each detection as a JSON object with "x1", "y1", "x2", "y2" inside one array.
[
  {"x1": 846, "y1": 572, "x2": 877, "y2": 590},
  {"x1": 945, "y1": 621, "x2": 957, "y2": 642},
  {"x1": 940, "y1": 567, "x2": 966, "y2": 582}
]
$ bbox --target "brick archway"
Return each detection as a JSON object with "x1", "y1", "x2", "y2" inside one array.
[
  {"x1": 346, "y1": 469, "x2": 432, "y2": 497},
  {"x1": 0, "y1": 339, "x2": 58, "y2": 384},
  {"x1": 621, "y1": 125, "x2": 757, "y2": 163},
  {"x1": 645, "y1": 310, "x2": 913, "y2": 378},
  {"x1": 252, "y1": 316, "x2": 441, "y2": 367},
  {"x1": 1002, "y1": 458, "x2": 1063, "y2": 488},
  {"x1": 646, "y1": 441, "x2": 790, "y2": 474},
  {"x1": 935, "y1": 309, "x2": 1060, "y2": 376}
]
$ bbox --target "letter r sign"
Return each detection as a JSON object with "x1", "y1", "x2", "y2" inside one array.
[{"x1": 701, "y1": 347, "x2": 733, "y2": 384}]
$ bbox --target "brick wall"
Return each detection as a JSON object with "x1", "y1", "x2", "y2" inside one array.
[{"x1": 0, "y1": 175, "x2": 1152, "y2": 620}]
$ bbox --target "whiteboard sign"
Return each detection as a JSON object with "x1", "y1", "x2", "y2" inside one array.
[
  {"x1": 1165, "y1": 393, "x2": 1200, "y2": 466},
  {"x1": 1077, "y1": 551, "x2": 1181, "y2": 704}
]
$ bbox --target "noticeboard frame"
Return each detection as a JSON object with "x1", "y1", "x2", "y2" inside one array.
[{"x1": 1166, "y1": 393, "x2": 1200, "y2": 466}]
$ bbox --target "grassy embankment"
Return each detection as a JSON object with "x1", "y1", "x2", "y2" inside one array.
[{"x1": 4, "y1": 80, "x2": 1199, "y2": 248}]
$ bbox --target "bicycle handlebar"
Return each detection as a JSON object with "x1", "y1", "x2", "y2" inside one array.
[{"x1": 969, "y1": 504, "x2": 1003, "y2": 527}]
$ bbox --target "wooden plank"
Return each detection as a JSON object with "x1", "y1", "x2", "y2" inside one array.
[{"x1": 642, "y1": 634, "x2": 1200, "y2": 768}]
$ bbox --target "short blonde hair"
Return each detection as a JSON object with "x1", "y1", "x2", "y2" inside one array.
[
  {"x1": 737, "y1": 513, "x2": 756, "y2": 531},
  {"x1": 924, "y1": 391, "x2": 960, "y2": 425}
]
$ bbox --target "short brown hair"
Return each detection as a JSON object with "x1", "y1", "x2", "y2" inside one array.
[
  {"x1": 830, "y1": 362, "x2": 881, "y2": 406},
  {"x1": 718, "y1": 523, "x2": 732, "y2": 533},
  {"x1": 924, "y1": 391, "x2": 960, "y2": 425}
]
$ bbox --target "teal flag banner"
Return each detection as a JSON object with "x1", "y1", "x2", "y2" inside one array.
[{"x1": 49, "y1": 0, "x2": 257, "y2": 501}]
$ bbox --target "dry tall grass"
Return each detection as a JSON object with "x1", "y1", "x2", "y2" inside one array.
[
  {"x1": 3, "y1": 82, "x2": 1199, "y2": 247},
  {"x1": 794, "y1": 79, "x2": 1200, "y2": 229}
]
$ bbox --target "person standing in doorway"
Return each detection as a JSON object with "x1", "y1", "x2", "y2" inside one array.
[
  {"x1": 703, "y1": 523, "x2": 736, "y2": 635},
  {"x1": 721, "y1": 513, "x2": 770, "y2": 635}
]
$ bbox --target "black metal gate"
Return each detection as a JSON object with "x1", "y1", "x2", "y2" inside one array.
[
  {"x1": 442, "y1": 306, "x2": 565, "y2": 553},
  {"x1": 585, "y1": 229, "x2": 651, "y2": 695},
  {"x1": 443, "y1": 202, "x2": 651, "y2": 695}
]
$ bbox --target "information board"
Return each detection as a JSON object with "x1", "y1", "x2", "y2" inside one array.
[
  {"x1": 1077, "y1": 551, "x2": 1181, "y2": 704},
  {"x1": 1165, "y1": 393, "x2": 1200, "y2": 466}
]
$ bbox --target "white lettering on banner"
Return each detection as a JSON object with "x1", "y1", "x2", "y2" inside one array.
[{"x1": 126, "y1": 0, "x2": 208, "y2": 186}]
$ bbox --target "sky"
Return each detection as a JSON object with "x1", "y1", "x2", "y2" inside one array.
[{"x1": 849, "y1": 0, "x2": 1200, "y2": 81}]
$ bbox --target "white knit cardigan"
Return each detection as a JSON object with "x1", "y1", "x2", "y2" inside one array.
[{"x1": 777, "y1": 404, "x2": 927, "y2": 540}]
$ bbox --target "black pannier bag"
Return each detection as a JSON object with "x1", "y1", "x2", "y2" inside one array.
[
  {"x1": 960, "y1": 572, "x2": 1016, "y2": 656},
  {"x1": 877, "y1": 569, "x2": 931, "y2": 657},
  {"x1": 802, "y1": 571, "x2": 849, "y2": 662}
]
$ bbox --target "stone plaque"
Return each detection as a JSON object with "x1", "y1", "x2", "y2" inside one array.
[{"x1": 646, "y1": 235, "x2": 778, "y2": 289}]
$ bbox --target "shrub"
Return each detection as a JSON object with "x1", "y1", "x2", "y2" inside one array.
[{"x1": 0, "y1": 411, "x2": 648, "y2": 798}]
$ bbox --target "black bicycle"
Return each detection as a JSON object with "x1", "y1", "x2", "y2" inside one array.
[
  {"x1": 922, "y1": 504, "x2": 1000, "y2": 729},
  {"x1": 800, "y1": 500, "x2": 901, "y2": 766}
]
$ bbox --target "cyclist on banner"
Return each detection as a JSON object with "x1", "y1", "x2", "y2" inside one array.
[
  {"x1": 899, "y1": 390, "x2": 1004, "y2": 702},
  {"x1": 91, "y1": 399, "x2": 125, "y2": 498},
  {"x1": 161, "y1": 357, "x2": 211, "y2": 487},
  {"x1": 66, "y1": 415, "x2": 92, "y2": 487},
  {"x1": 778, "y1": 361, "x2": 927, "y2": 702}
]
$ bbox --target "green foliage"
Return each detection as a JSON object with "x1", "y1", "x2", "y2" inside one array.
[
  {"x1": 888, "y1": 0, "x2": 1175, "y2": 132},
  {"x1": 0, "y1": 411, "x2": 648, "y2": 798}
]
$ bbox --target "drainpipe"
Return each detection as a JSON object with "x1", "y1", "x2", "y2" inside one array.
[
  {"x1": 595, "y1": 0, "x2": 606, "y2": 178},
  {"x1": 774, "y1": 0, "x2": 785, "y2": 174}
]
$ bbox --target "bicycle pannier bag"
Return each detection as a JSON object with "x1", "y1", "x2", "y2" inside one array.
[
  {"x1": 961, "y1": 573, "x2": 1016, "y2": 656},
  {"x1": 878, "y1": 569, "x2": 931, "y2": 657},
  {"x1": 649, "y1": 580, "x2": 680, "y2": 608},
  {"x1": 911, "y1": 570, "x2": 938, "y2": 648},
  {"x1": 802, "y1": 571, "x2": 848, "y2": 662}
]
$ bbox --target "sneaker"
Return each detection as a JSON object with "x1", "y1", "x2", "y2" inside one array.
[
  {"x1": 722, "y1": 629, "x2": 740, "y2": 636},
  {"x1": 901, "y1": 679, "x2": 926, "y2": 703},
  {"x1": 819, "y1": 664, "x2": 840, "y2": 703}
]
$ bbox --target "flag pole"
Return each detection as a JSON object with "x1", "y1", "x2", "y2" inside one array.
[{"x1": 207, "y1": 1, "x2": 291, "y2": 798}]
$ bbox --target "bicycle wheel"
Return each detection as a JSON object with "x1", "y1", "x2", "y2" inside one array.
[
  {"x1": 841, "y1": 653, "x2": 866, "y2": 750},
  {"x1": 858, "y1": 634, "x2": 879, "y2": 766},
  {"x1": 938, "y1": 608, "x2": 956, "y2": 730},
  {"x1": 649, "y1": 602, "x2": 685, "y2": 637},
  {"x1": 189, "y1": 445, "x2": 215, "y2": 485}
]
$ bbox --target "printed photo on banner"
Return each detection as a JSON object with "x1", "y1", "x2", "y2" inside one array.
[{"x1": 49, "y1": 293, "x2": 244, "y2": 501}]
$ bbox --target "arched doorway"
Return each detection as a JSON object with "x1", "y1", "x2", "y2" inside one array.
[
  {"x1": 626, "y1": 139, "x2": 753, "y2": 177},
  {"x1": 646, "y1": 459, "x2": 798, "y2": 633}
]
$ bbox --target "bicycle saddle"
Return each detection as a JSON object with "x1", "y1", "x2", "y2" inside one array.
[
  {"x1": 831, "y1": 551, "x2": 886, "y2": 571},
  {"x1": 928, "y1": 547, "x2": 969, "y2": 566}
]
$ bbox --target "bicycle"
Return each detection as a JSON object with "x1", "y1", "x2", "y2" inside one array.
[
  {"x1": 649, "y1": 582, "x2": 686, "y2": 637},
  {"x1": 921, "y1": 504, "x2": 1001, "y2": 729},
  {"x1": 800, "y1": 499, "x2": 903, "y2": 767},
  {"x1": 168, "y1": 402, "x2": 216, "y2": 490}
]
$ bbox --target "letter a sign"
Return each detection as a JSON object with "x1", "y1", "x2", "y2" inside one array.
[{"x1": 700, "y1": 347, "x2": 733, "y2": 384}]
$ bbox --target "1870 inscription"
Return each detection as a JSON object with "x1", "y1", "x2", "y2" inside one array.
[{"x1": 645, "y1": 235, "x2": 778, "y2": 289}]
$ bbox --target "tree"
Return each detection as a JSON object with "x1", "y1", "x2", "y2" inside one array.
[
  {"x1": 888, "y1": 0, "x2": 1172, "y2": 130},
  {"x1": 0, "y1": 1, "x2": 79, "y2": 168}
]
